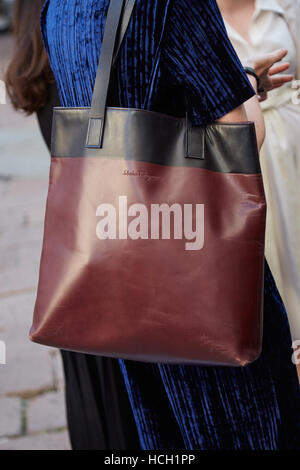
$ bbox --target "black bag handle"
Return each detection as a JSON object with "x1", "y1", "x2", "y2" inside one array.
[
  {"x1": 112, "y1": 0, "x2": 136, "y2": 69},
  {"x1": 86, "y1": 0, "x2": 136, "y2": 149}
]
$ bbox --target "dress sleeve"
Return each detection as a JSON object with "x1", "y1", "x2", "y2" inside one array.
[{"x1": 162, "y1": 0, "x2": 255, "y2": 125}]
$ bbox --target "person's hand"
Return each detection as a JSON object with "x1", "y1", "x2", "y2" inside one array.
[{"x1": 245, "y1": 49, "x2": 293, "y2": 101}]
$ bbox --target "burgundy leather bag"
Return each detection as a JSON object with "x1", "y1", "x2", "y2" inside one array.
[{"x1": 30, "y1": 0, "x2": 266, "y2": 366}]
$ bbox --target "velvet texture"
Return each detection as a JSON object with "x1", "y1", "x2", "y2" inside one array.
[{"x1": 41, "y1": 0, "x2": 300, "y2": 450}]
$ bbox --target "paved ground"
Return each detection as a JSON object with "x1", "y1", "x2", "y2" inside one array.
[{"x1": 0, "y1": 32, "x2": 70, "y2": 450}]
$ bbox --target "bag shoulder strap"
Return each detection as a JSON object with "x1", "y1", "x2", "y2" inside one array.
[
  {"x1": 113, "y1": 0, "x2": 136, "y2": 68},
  {"x1": 86, "y1": 0, "x2": 136, "y2": 149}
]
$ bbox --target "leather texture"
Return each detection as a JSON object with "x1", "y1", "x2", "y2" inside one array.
[
  {"x1": 112, "y1": 0, "x2": 137, "y2": 70},
  {"x1": 30, "y1": 0, "x2": 266, "y2": 366},
  {"x1": 51, "y1": 107, "x2": 260, "y2": 174},
  {"x1": 87, "y1": 0, "x2": 136, "y2": 147},
  {"x1": 31, "y1": 156, "x2": 266, "y2": 365}
]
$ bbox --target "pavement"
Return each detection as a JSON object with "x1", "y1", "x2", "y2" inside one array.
[{"x1": 0, "y1": 32, "x2": 71, "y2": 450}]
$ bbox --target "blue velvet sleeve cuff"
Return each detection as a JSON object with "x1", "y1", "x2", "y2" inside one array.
[{"x1": 162, "y1": 0, "x2": 255, "y2": 125}]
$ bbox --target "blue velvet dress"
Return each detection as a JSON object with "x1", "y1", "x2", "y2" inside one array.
[{"x1": 41, "y1": 0, "x2": 300, "y2": 450}]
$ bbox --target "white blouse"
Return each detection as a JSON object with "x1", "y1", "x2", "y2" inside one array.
[
  {"x1": 224, "y1": 0, "x2": 300, "y2": 341},
  {"x1": 224, "y1": 0, "x2": 297, "y2": 102}
]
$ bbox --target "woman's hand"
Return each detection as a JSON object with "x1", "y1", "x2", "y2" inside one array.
[
  {"x1": 244, "y1": 49, "x2": 293, "y2": 101},
  {"x1": 217, "y1": 49, "x2": 293, "y2": 150}
]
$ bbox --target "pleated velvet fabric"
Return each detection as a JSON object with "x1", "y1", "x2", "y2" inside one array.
[{"x1": 41, "y1": 0, "x2": 300, "y2": 450}]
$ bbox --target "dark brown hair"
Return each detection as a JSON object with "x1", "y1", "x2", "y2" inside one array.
[{"x1": 5, "y1": 0, "x2": 54, "y2": 114}]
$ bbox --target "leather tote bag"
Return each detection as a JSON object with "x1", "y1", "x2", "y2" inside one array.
[{"x1": 30, "y1": 0, "x2": 266, "y2": 366}]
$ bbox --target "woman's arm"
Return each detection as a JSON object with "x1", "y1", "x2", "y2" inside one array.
[
  {"x1": 217, "y1": 49, "x2": 293, "y2": 151},
  {"x1": 216, "y1": 77, "x2": 266, "y2": 151}
]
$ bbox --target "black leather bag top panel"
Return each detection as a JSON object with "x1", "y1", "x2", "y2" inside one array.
[{"x1": 51, "y1": 106, "x2": 261, "y2": 175}]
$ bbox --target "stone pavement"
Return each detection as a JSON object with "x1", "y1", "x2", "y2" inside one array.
[{"x1": 0, "y1": 32, "x2": 70, "y2": 450}]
